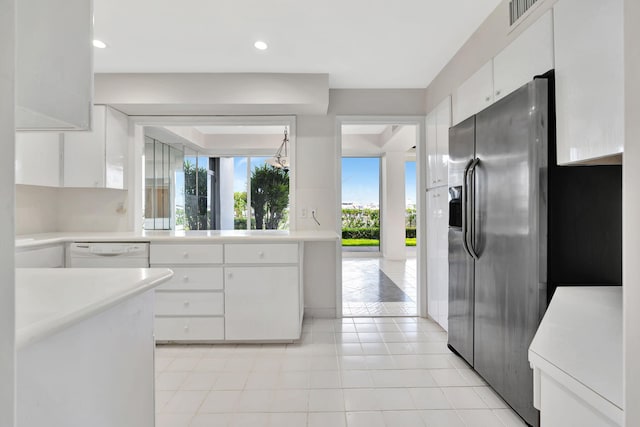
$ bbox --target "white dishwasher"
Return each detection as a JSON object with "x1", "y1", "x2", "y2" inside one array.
[{"x1": 68, "y1": 243, "x2": 150, "y2": 268}]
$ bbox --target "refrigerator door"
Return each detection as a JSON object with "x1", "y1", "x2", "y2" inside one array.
[
  {"x1": 447, "y1": 116, "x2": 475, "y2": 365},
  {"x1": 473, "y1": 80, "x2": 548, "y2": 427}
]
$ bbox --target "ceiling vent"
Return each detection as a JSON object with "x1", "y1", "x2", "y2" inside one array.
[{"x1": 509, "y1": 0, "x2": 539, "y2": 26}]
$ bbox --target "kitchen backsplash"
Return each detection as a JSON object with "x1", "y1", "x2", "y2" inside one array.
[{"x1": 16, "y1": 185, "x2": 129, "y2": 234}]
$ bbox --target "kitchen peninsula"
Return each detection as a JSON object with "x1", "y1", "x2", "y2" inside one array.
[{"x1": 16, "y1": 267, "x2": 173, "y2": 427}]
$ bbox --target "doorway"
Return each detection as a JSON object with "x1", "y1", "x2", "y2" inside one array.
[{"x1": 339, "y1": 122, "x2": 420, "y2": 317}]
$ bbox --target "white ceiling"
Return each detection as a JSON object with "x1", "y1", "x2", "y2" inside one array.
[{"x1": 93, "y1": 0, "x2": 501, "y2": 88}]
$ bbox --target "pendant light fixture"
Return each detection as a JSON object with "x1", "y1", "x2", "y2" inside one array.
[{"x1": 268, "y1": 128, "x2": 290, "y2": 172}]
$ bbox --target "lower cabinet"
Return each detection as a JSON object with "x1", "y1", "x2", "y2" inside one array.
[
  {"x1": 426, "y1": 186, "x2": 449, "y2": 331},
  {"x1": 225, "y1": 266, "x2": 300, "y2": 341},
  {"x1": 151, "y1": 242, "x2": 303, "y2": 343}
]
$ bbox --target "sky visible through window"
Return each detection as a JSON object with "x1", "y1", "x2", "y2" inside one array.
[{"x1": 342, "y1": 158, "x2": 416, "y2": 207}]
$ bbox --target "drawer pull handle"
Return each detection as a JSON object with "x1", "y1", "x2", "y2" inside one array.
[
  {"x1": 184, "y1": 325, "x2": 189, "y2": 331},
  {"x1": 184, "y1": 300, "x2": 190, "y2": 307},
  {"x1": 183, "y1": 252, "x2": 189, "y2": 258},
  {"x1": 227, "y1": 273, "x2": 233, "y2": 279},
  {"x1": 183, "y1": 275, "x2": 189, "y2": 282},
  {"x1": 258, "y1": 251, "x2": 265, "y2": 258}
]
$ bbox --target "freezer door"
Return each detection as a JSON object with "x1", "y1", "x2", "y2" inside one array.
[
  {"x1": 447, "y1": 116, "x2": 475, "y2": 364},
  {"x1": 448, "y1": 228, "x2": 474, "y2": 365},
  {"x1": 473, "y1": 80, "x2": 548, "y2": 427}
]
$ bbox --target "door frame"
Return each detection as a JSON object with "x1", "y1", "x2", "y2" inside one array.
[{"x1": 335, "y1": 116, "x2": 427, "y2": 318}]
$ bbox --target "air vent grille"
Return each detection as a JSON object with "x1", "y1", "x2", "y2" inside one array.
[{"x1": 509, "y1": 0, "x2": 539, "y2": 26}]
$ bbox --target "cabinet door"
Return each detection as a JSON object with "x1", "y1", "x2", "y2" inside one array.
[
  {"x1": 493, "y1": 10, "x2": 554, "y2": 102},
  {"x1": 63, "y1": 106, "x2": 106, "y2": 188},
  {"x1": 15, "y1": 132, "x2": 62, "y2": 187},
  {"x1": 426, "y1": 190, "x2": 439, "y2": 323},
  {"x1": 426, "y1": 111, "x2": 438, "y2": 188},
  {"x1": 435, "y1": 186, "x2": 450, "y2": 331},
  {"x1": 435, "y1": 96, "x2": 451, "y2": 186},
  {"x1": 15, "y1": 0, "x2": 92, "y2": 130},
  {"x1": 453, "y1": 60, "x2": 493, "y2": 125},
  {"x1": 554, "y1": 0, "x2": 624, "y2": 164},
  {"x1": 105, "y1": 107, "x2": 128, "y2": 190},
  {"x1": 225, "y1": 266, "x2": 300, "y2": 341},
  {"x1": 427, "y1": 187, "x2": 449, "y2": 331}
]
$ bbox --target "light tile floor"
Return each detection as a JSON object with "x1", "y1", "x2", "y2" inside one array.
[
  {"x1": 342, "y1": 257, "x2": 417, "y2": 317},
  {"x1": 155, "y1": 316, "x2": 527, "y2": 427}
]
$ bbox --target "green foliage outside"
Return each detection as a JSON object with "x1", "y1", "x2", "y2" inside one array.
[
  {"x1": 342, "y1": 239, "x2": 380, "y2": 247},
  {"x1": 175, "y1": 207, "x2": 185, "y2": 228},
  {"x1": 250, "y1": 165, "x2": 290, "y2": 230},
  {"x1": 341, "y1": 208, "x2": 417, "y2": 247},
  {"x1": 183, "y1": 160, "x2": 210, "y2": 230},
  {"x1": 342, "y1": 227, "x2": 380, "y2": 240}
]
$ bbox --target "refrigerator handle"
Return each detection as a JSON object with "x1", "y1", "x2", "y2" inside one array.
[
  {"x1": 462, "y1": 159, "x2": 474, "y2": 259},
  {"x1": 466, "y1": 158, "x2": 480, "y2": 260}
]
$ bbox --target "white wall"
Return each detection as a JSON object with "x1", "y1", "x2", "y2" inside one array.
[
  {"x1": 15, "y1": 185, "x2": 58, "y2": 234},
  {"x1": 95, "y1": 73, "x2": 330, "y2": 116},
  {"x1": 295, "y1": 114, "x2": 340, "y2": 317},
  {"x1": 381, "y1": 152, "x2": 407, "y2": 260},
  {"x1": 57, "y1": 189, "x2": 128, "y2": 232},
  {"x1": 15, "y1": 186, "x2": 129, "y2": 235},
  {"x1": 624, "y1": 1, "x2": 640, "y2": 425},
  {"x1": 0, "y1": 0, "x2": 15, "y2": 424}
]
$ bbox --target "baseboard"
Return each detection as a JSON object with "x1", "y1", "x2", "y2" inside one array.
[{"x1": 304, "y1": 307, "x2": 337, "y2": 319}]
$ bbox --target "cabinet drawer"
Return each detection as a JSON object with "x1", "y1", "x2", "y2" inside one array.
[
  {"x1": 155, "y1": 317, "x2": 224, "y2": 341},
  {"x1": 150, "y1": 244, "x2": 223, "y2": 264},
  {"x1": 157, "y1": 267, "x2": 223, "y2": 291},
  {"x1": 224, "y1": 243, "x2": 298, "y2": 264},
  {"x1": 15, "y1": 245, "x2": 64, "y2": 268},
  {"x1": 155, "y1": 292, "x2": 224, "y2": 316}
]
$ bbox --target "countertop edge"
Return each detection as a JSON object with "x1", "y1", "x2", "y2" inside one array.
[
  {"x1": 15, "y1": 231, "x2": 341, "y2": 249},
  {"x1": 16, "y1": 268, "x2": 174, "y2": 350},
  {"x1": 528, "y1": 349, "x2": 624, "y2": 423}
]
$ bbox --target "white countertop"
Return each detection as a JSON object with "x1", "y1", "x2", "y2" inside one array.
[
  {"x1": 16, "y1": 268, "x2": 173, "y2": 349},
  {"x1": 15, "y1": 230, "x2": 340, "y2": 249},
  {"x1": 529, "y1": 286, "x2": 622, "y2": 410}
]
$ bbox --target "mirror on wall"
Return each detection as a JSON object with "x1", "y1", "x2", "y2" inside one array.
[{"x1": 143, "y1": 124, "x2": 291, "y2": 232}]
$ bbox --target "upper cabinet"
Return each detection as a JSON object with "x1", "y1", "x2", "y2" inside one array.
[
  {"x1": 453, "y1": 10, "x2": 554, "y2": 126},
  {"x1": 453, "y1": 61, "x2": 493, "y2": 126},
  {"x1": 493, "y1": 10, "x2": 554, "y2": 102},
  {"x1": 15, "y1": 0, "x2": 93, "y2": 130},
  {"x1": 427, "y1": 96, "x2": 451, "y2": 189},
  {"x1": 554, "y1": 0, "x2": 624, "y2": 164},
  {"x1": 15, "y1": 132, "x2": 62, "y2": 187},
  {"x1": 64, "y1": 105, "x2": 128, "y2": 189}
]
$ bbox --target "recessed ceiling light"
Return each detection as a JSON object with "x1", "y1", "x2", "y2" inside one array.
[
  {"x1": 254, "y1": 41, "x2": 268, "y2": 50},
  {"x1": 93, "y1": 39, "x2": 107, "y2": 49}
]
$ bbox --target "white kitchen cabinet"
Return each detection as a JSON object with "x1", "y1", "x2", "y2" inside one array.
[
  {"x1": 493, "y1": 10, "x2": 554, "y2": 102},
  {"x1": 427, "y1": 96, "x2": 452, "y2": 189},
  {"x1": 63, "y1": 105, "x2": 129, "y2": 189},
  {"x1": 150, "y1": 241, "x2": 303, "y2": 342},
  {"x1": 18, "y1": 292, "x2": 155, "y2": 427},
  {"x1": 225, "y1": 266, "x2": 300, "y2": 341},
  {"x1": 554, "y1": 0, "x2": 624, "y2": 164},
  {"x1": 454, "y1": 60, "x2": 494, "y2": 125},
  {"x1": 151, "y1": 243, "x2": 225, "y2": 342},
  {"x1": 15, "y1": 245, "x2": 64, "y2": 268},
  {"x1": 426, "y1": 186, "x2": 449, "y2": 330},
  {"x1": 15, "y1": 0, "x2": 92, "y2": 130},
  {"x1": 15, "y1": 132, "x2": 62, "y2": 187}
]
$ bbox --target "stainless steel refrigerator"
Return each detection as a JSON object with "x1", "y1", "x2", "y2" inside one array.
[{"x1": 447, "y1": 73, "x2": 622, "y2": 427}]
